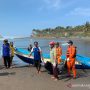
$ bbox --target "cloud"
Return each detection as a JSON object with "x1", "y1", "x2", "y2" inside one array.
[
  {"x1": 38, "y1": 0, "x2": 77, "y2": 12},
  {"x1": 67, "y1": 8, "x2": 90, "y2": 17},
  {"x1": 43, "y1": 0, "x2": 61, "y2": 10}
]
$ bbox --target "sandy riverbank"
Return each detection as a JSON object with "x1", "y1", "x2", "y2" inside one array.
[{"x1": 0, "y1": 59, "x2": 90, "y2": 90}]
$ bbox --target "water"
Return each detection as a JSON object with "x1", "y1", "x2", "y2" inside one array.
[{"x1": 0, "y1": 38, "x2": 90, "y2": 66}]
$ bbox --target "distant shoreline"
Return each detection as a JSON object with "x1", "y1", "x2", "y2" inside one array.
[
  {"x1": 30, "y1": 36, "x2": 90, "y2": 41},
  {"x1": 1, "y1": 36, "x2": 90, "y2": 41}
]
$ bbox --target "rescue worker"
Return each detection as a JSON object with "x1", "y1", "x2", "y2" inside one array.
[
  {"x1": 49, "y1": 41, "x2": 58, "y2": 81},
  {"x1": 66, "y1": 40, "x2": 77, "y2": 79},
  {"x1": 55, "y1": 42, "x2": 62, "y2": 64}
]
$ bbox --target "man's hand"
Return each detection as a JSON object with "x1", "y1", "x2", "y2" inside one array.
[
  {"x1": 42, "y1": 57, "x2": 44, "y2": 61},
  {"x1": 55, "y1": 59, "x2": 58, "y2": 64},
  {"x1": 29, "y1": 54, "x2": 31, "y2": 57},
  {"x1": 67, "y1": 58, "x2": 70, "y2": 62},
  {"x1": 60, "y1": 56, "x2": 61, "y2": 59},
  {"x1": 53, "y1": 62, "x2": 56, "y2": 67}
]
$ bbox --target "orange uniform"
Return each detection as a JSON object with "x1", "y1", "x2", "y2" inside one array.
[
  {"x1": 56, "y1": 47, "x2": 62, "y2": 64},
  {"x1": 66, "y1": 45, "x2": 76, "y2": 78}
]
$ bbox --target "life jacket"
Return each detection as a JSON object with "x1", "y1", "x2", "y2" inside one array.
[
  {"x1": 33, "y1": 47, "x2": 41, "y2": 60},
  {"x1": 56, "y1": 47, "x2": 62, "y2": 64},
  {"x1": 56, "y1": 47, "x2": 62, "y2": 57},
  {"x1": 66, "y1": 45, "x2": 76, "y2": 58},
  {"x1": 10, "y1": 45, "x2": 15, "y2": 56}
]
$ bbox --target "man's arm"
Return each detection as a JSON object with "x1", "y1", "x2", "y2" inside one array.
[
  {"x1": 39, "y1": 47, "x2": 44, "y2": 60},
  {"x1": 29, "y1": 47, "x2": 34, "y2": 56},
  {"x1": 1, "y1": 47, "x2": 3, "y2": 57},
  {"x1": 54, "y1": 48, "x2": 57, "y2": 63}
]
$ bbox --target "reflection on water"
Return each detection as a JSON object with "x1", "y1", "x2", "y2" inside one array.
[{"x1": 0, "y1": 38, "x2": 90, "y2": 66}]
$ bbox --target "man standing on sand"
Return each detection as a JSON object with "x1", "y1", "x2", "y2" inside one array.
[
  {"x1": 66, "y1": 40, "x2": 77, "y2": 79},
  {"x1": 29, "y1": 41, "x2": 43, "y2": 74},
  {"x1": 49, "y1": 41, "x2": 58, "y2": 81},
  {"x1": 2, "y1": 39, "x2": 11, "y2": 69}
]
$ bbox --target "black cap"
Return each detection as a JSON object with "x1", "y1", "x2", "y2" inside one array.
[
  {"x1": 55, "y1": 42, "x2": 59, "y2": 45},
  {"x1": 67, "y1": 40, "x2": 73, "y2": 44},
  {"x1": 4, "y1": 39, "x2": 8, "y2": 43},
  {"x1": 34, "y1": 41, "x2": 38, "y2": 44}
]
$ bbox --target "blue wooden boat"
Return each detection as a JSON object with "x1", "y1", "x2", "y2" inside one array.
[
  {"x1": 15, "y1": 48, "x2": 90, "y2": 69},
  {"x1": 15, "y1": 48, "x2": 34, "y2": 64}
]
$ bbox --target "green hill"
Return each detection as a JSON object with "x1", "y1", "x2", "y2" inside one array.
[{"x1": 32, "y1": 21, "x2": 90, "y2": 38}]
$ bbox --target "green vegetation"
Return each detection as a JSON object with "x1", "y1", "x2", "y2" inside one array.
[{"x1": 32, "y1": 21, "x2": 90, "y2": 38}]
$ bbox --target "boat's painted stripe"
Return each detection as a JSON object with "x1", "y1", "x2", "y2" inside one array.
[{"x1": 15, "y1": 48, "x2": 90, "y2": 67}]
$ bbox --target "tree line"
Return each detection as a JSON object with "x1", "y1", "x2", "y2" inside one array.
[{"x1": 32, "y1": 21, "x2": 90, "y2": 38}]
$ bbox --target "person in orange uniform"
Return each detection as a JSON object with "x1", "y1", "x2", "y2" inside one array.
[
  {"x1": 55, "y1": 42, "x2": 62, "y2": 64},
  {"x1": 66, "y1": 40, "x2": 77, "y2": 79}
]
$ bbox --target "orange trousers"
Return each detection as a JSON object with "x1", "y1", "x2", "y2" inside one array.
[{"x1": 67, "y1": 59, "x2": 76, "y2": 78}]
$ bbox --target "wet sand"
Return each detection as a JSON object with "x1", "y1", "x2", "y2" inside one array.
[{"x1": 0, "y1": 58, "x2": 90, "y2": 90}]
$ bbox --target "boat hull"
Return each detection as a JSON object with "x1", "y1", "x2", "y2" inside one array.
[
  {"x1": 15, "y1": 53, "x2": 34, "y2": 64},
  {"x1": 15, "y1": 48, "x2": 90, "y2": 69}
]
